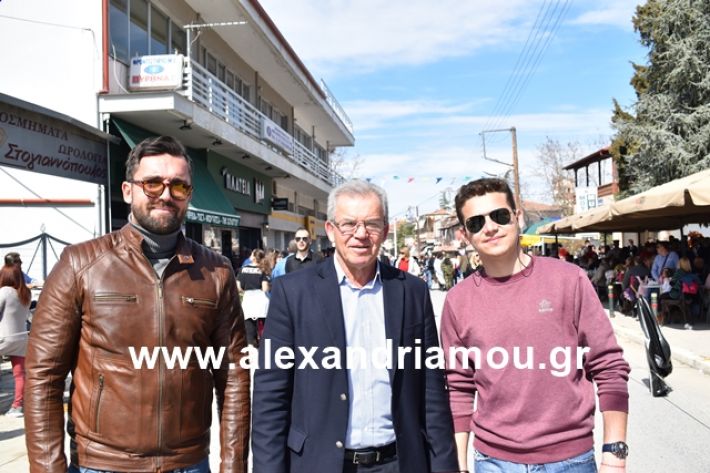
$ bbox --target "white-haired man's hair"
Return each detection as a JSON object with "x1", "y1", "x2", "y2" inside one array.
[{"x1": 326, "y1": 179, "x2": 389, "y2": 223}]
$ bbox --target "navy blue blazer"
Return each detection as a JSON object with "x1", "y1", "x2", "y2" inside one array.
[{"x1": 251, "y1": 257, "x2": 458, "y2": 473}]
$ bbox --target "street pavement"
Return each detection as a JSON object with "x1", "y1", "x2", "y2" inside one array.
[{"x1": 1, "y1": 289, "x2": 709, "y2": 472}]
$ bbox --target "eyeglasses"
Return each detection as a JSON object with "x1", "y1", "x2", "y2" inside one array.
[
  {"x1": 129, "y1": 178, "x2": 193, "y2": 201},
  {"x1": 295, "y1": 236, "x2": 310, "y2": 242},
  {"x1": 331, "y1": 219, "x2": 385, "y2": 236},
  {"x1": 464, "y1": 208, "x2": 514, "y2": 234}
]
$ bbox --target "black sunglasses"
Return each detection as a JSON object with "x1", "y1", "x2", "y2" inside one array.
[
  {"x1": 295, "y1": 236, "x2": 310, "y2": 242},
  {"x1": 464, "y1": 208, "x2": 514, "y2": 234}
]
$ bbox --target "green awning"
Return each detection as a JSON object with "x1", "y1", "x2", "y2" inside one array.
[{"x1": 112, "y1": 118, "x2": 240, "y2": 228}]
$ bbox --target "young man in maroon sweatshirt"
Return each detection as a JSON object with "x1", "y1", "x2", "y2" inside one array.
[{"x1": 440, "y1": 178, "x2": 631, "y2": 473}]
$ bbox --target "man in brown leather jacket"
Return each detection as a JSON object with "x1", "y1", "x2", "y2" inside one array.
[{"x1": 24, "y1": 136, "x2": 250, "y2": 473}]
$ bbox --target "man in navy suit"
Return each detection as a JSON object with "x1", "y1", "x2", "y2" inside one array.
[{"x1": 252, "y1": 180, "x2": 458, "y2": 473}]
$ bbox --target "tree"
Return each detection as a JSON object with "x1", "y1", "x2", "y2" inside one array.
[
  {"x1": 533, "y1": 137, "x2": 578, "y2": 216},
  {"x1": 329, "y1": 148, "x2": 363, "y2": 179},
  {"x1": 396, "y1": 221, "x2": 415, "y2": 250},
  {"x1": 610, "y1": 0, "x2": 710, "y2": 196}
]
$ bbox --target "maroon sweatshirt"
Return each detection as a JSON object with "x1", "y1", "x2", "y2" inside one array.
[{"x1": 440, "y1": 256, "x2": 630, "y2": 464}]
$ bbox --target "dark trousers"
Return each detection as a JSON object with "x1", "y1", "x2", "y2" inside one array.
[
  {"x1": 245, "y1": 318, "x2": 259, "y2": 346},
  {"x1": 342, "y1": 455, "x2": 400, "y2": 473}
]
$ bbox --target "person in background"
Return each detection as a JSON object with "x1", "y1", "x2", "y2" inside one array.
[
  {"x1": 272, "y1": 240, "x2": 297, "y2": 280},
  {"x1": 441, "y1": 254, "x2": 455, "y2": 290},
  {"x1": 651, "y1": 241, "x2": 679, "y2": 281},
  {"x1": 4, "y1": 252, "x2": 40, "y2": 289},
  {"x1": 627, "y1": 239, "x2": 638, "y2": 257},
  {"x1": 395, "y1": 246, "x2": 421, "y2": 276},
  {"x1": 0, "y1": 264, "x2": 31, "y2": 417},
  {"x1": 433, "y1": 252, "x2": 445, "y2": 289},
  {"x1": 379, "y1": 248, "x2": 392, "y2": 266},
  {"x1": 237, "y1": 249, "x2": 271, "y2": 346},
  {"x1": 286, "y1": 228, "x2": 323, "y2": 273}
]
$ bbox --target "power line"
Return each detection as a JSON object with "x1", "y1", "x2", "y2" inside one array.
[
  {"x1": 490, "y1": 0, "x2": 572, "y2": 131},
  {"x1": 481, "y1": 0, "x2": 571, "y2": 139},
  {"x1": 482, "y1": 0, "x2": 555, "y2": 130}
]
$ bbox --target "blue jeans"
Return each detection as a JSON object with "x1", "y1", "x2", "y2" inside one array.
[
  {"x1": 474, "y1": 449, "x2": 597, "y2": 473},
  {"x1": 68, "y1": 457, "x2": 210, "y2": 473}
]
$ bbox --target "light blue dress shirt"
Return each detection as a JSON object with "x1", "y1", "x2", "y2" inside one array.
[
  {"x1": 651, "y1": 251, "x2": 679, "y2": 280},
  {"x1": 334, "y1": 256, "x2": 395, "y2": 449}
]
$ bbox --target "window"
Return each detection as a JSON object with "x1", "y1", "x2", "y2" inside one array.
[
  {"x1": 109, "y1": 0, "x2": 129, "y2": 62},
  {"x1": 314, "y1": 144, "x2": 327, "y2": 163},
  {"x1": 295, "y1": 126, "x2": 312, "y2": 150},
  {"x1": 170, "y1": 25, "x2": 186, "y2": 55},
  {"x1": 110, "y1": 0, "x2": 184, "y2": 63},
  {"x1": 129, "y1": 0, "x2": 149, "y2": 58},
  {"x1": 206, "y1": 52, "x2": 217, "y2": 75},
  {"x1": 150, "y1": 7, "x2": 168, "y2": 54},
  {"x1": 260, "y1": 99, "x2": 273, "y2": 120}
]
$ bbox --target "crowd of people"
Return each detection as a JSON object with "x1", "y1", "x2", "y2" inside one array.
[{"x1": 554, "y1": 236, "x2": 710, "y2": 328}]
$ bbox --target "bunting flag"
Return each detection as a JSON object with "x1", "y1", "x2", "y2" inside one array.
[{"x1": 360, "y1": 175, "x2": 475, "y2": 184}]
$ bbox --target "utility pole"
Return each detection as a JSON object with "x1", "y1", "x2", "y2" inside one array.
[
  {"x1": 393, "y1": 218, "x2": 398, "y2": 259},
  {"x1": 479, "y1": 127, "x2": 522, "y2": 209},
  {"x1": 511, "y1": 127, "x2": 521, "y2": 210},
  {"x1": 414, "y1": 206, "x2": 421, "y2": 255}
]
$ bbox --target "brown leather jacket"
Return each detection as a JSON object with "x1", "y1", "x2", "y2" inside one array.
[{"x1": 24, "y1": 224, "x2": 250, "y2": 473}]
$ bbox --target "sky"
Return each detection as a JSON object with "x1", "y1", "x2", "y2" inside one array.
[{"x1": 259, "y1": 0, "x2": 648, "y2": 220}]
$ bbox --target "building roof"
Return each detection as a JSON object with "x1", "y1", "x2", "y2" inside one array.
[
  {"x1": 563, "y1": 146, "x2": 611, "y2": 170},
  {"x1": 522, "y1": 200, "x2": 561, "y2": 212},
  {"x1": 423, "y1": 208, "x2": 454, "y2": 217},
  {"x1": 247, "y1": 0, "x2": 325, "y2": 99}
]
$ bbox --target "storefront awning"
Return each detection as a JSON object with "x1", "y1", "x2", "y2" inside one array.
[{"x1": 112, "y1": 118, "x2": 240, "y2": 228}]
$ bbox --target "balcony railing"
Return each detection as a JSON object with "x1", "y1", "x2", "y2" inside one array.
[
  {"x1": 320, "y1": 79, "x2": 354, "y2": 136},
  {"x1": 187, "y1": 60, "x2": 344, "y2": 187}
]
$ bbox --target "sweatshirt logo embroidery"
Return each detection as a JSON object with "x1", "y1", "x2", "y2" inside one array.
[{"x1": 538, "y1": 299, "x2": 554, "y2": 313}]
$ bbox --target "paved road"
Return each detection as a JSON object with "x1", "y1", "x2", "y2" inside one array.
[{"x1": 2, "y1": 289, "x2": 709, "y2": 472}]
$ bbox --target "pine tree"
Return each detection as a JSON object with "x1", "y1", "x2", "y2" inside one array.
[{"x1": 610, "y1": 0, "x2": 710, "y2": 196}]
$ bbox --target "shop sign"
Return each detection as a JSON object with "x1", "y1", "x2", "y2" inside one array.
[
  {"x1": 254, "y1": 178, "x2": 265, "y2": 204},
  {"x1": 187, "y1": 208, "x2": 240, "y2": 228},
  {"x1": 221, "y1": 167, "x2": 250, "y2": 195},
  {"x1": 129, "y1": 55, "x2": 185, "y2": 91},
  {"x1": 272, "y1": 197, "x2": 288, "y2": 210},
  {"x1": 0, "y1": 103, "x2": 107, "y2": 184}
]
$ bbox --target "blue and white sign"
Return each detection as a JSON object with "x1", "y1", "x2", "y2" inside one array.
[
  {"x1": 261, "y1": 117, "x2": 294, "y2": 155},
  {"x1": 129, "y1": 54, "x2": 185, "y2": 91}
]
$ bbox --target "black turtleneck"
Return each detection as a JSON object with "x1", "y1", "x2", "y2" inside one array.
[{"x1": 129, "y1": 216, "x2": 181, "y2": 278}]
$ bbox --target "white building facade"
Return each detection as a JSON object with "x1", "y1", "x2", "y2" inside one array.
[{"x1": 0, "y1": 0, "x2": 353, "y2": 274}]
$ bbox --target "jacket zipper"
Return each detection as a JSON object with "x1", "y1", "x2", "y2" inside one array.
[
  {"x1": 94, "y1": 374, "x2": 104, "y2": 432},
  {"x1": 157, "y1": 280, "x2": 164, "y2": 469},
  {"x1": 133, "y1": 246, "x2": 177, "y2": 470},
  {"x1": 94, "y1": 294, "x2": 137, "y2": 302},
  {"x1": 181, "y1": 296, "x2": 217, "y2": 308}
]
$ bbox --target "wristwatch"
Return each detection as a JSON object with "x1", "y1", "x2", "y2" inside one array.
[{"x1": 602, "y1": 442, "x2": 629, "y2": 459}]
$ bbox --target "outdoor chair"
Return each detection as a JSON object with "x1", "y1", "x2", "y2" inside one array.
[{"x1": 659, "y1": 294, "x2": 692, "y2": 326}]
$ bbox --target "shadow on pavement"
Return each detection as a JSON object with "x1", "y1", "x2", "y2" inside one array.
[{"x1": 0, "y1": 428, "x2": 25, "y2": 441}]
